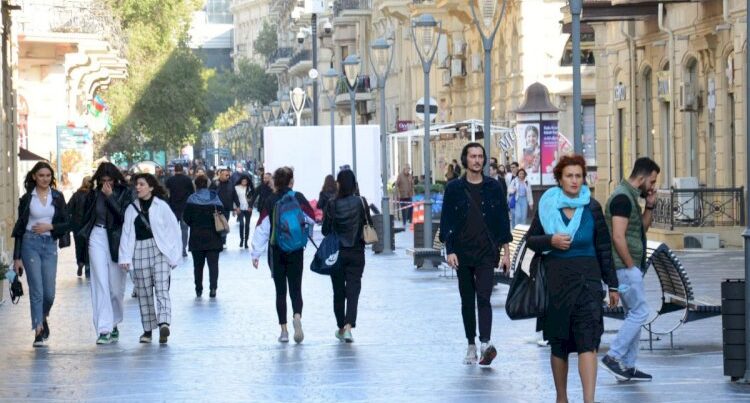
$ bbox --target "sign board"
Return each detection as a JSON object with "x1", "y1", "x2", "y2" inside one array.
[
  {"x1": 56, "y1": 126, "x2": 93, "y2": 190},
  {"x1": 415, "y1": 97, "x2": 438, "y2": 122},
  {"x1": 396, "y1": 120, "x2": 414, "y2": 132},
  {"x1": 305, "y1": 0, "x2": 325, "y2": 13}
]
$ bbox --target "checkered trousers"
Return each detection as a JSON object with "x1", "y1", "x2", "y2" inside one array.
[{"x1": 133, "y1": 238, "x2": 171, "y2": 331}]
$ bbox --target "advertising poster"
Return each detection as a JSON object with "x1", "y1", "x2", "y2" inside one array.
[
  {"x1": 56, "y1": 126, "x2": 93, "y2": 191},
  {"x1": 540, "y1": 121, "x2": 558, "y2": 185},
  {"x1": 515, "y1": 123, "x2": 541, "y2": 185}
]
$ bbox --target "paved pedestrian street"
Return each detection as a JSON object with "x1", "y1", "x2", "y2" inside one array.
[{"x1": 1, "y1": 223, "x2": 750, "y2": 402}]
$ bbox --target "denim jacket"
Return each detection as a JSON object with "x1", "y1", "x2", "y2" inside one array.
[{"x1": 439, "y1": 176, "x2": 512, "y2": 255}]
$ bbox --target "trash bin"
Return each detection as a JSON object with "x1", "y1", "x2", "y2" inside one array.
[
  {"x1": 722, "y1": 279, "x2": 746, "y2": 380},
  {"x1": 371, "y1": 214, "x2": 395, "y2": 253}
]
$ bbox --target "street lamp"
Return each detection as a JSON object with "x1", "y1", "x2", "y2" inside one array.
[
  {"x1": 370, "y1": 36, "x2": 395, "y2": 255},
  {"x1": 290, "y1": 87, "x2": 307, "y2": 127},
  {"x1": 470, "y1": 0, "x2": 507, "y2": 171},
  {"x1": 270, "y1": 101, "x2": 281, "y2": 125},
  {"x1": 411, "y1": 13, "x2": 442, "y2": 257},
  {"x1": 570, "y1": 0, "x2": 583, "y2": 153},
  {"x1": 343, "y1": 54, "x2": 361, "y2": 176},
  {"x1": 280, "y1": 94, "x2": 291, "y2": 126},
  {"x1": 323, "y1": 67, "x2": 339, "y2": 175},
  {"x1": 743, "y1": 0, "x2": 750, "y2": 382}
]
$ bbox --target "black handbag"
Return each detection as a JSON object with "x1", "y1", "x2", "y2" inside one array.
[
  {"x1": 10, "y1": 274, "x2": 24, "y2": 304},
  {"x1": 505, "y1": 250, "x2": 547, "y2": 320}
]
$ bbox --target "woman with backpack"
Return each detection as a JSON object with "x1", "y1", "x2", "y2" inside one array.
[
  {"x1": 184, "y1": 175, "x2": 225, "y2": 297},
  {"x1": 12, "y1": 162, "x2": 70, "y2": 347},
  {"x1": 118, "y1": 173, "x2": 182, "y2": 344},
  {"x1": 251, "y1": 167, "x2": 316, "y2": 344},
  {"x1": 321, "y1": 169, "x2": 372, "y2": 343}
]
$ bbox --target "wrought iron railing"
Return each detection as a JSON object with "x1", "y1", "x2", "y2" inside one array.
[
  {"x1": 289, "y1": 49, "x2": 312, "y2": 69},
  {"x1": 652, "y1": 187, "x2": 745, "y2": 230},
  {"x1": 333, "y1": 0, "x2": 373, "y2": 17},
  {"x1": 268, "y1": 47, "x2": 294, "y2": 64}
]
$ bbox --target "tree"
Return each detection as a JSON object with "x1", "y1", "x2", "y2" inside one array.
[
  {"x1": 234, "y1": 59, "x2": 278, "y2": 106},
  {"x1": 253, "y1": 20, "x2": 278, "y2": 62},
  {"x1": 213, "y1": 104, "x2": 247, "y2": 132}
]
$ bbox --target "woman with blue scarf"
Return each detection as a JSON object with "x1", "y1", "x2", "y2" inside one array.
[{"x1": 525, "y1": 155, "x2": 619, "y2": 403}]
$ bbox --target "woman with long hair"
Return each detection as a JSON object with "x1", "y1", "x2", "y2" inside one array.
[
  {"x1": 184, "y1": 175, "x2": 225, "y2": 297},
  {"x1": 509, "y1": 168, "x2": 534, "y2": 227},
  {"x1": 12, "y1": 162, "x2": 70, "y2": 347},
  {"x1": 322, "y1": 169, "x2": 372, "y2": 342},
  {"x1": 68, "y1": 176, "x2": 93, "y2": 277},
  {"x1": 79, "y1": 162, "x2": 133, "y2": 345},
  {"x1": 317, "y1": 174, "x2": 337, "y2": 213},
  {"x1": 233, "y1": 175, "x2": 255, "y2": 249},
  {"x1": 525, "y1": 155, "x2": 619, "y2": 403},
  {"x1": 119, "y1": 173, "x2": 181, "y2": 344}
]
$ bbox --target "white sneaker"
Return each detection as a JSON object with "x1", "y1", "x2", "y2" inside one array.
[
  {"x1": 479, "y1": 342, "x2": 497, "y2": 366},
  {"x1": 278, "y1": 330, "x2": 289, "y2": 343},
  {"x1": 293, "y1": 317, "x2": 304, "y2": 344},
  {"x1": 464, "y1": 344, "x2": 478, "y2": 365},
  {"x1": 536, "y1": 338, "x2": 549, "y2": 347}
]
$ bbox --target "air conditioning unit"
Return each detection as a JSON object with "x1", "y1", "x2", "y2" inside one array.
[
  {"x1": 452, "y1": 36, "x2": 466, "y2": 57},
  {"x1": 683, "y1": 233, "x2": 720, "y2": 249},
  {"x1": 672, "y1": 177, "x2": 699, "y2": 221},
  {"x1": 679, "y1": 82, "x2": 697, "y2": 111}
]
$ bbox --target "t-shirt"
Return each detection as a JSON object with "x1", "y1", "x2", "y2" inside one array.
[
  {"x1": 610, "y1": 194, "x2": 632, "y2": 218},
  {"x1": 95, "y1": 193, "x2": 108, "y2": 226},
  {"x1": 457, "y1": 181, "x2": 494, "y2": 266}
]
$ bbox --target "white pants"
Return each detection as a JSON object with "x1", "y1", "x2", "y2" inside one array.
[{"x1": 89, "y1": 227, "x2": 127, "y2": 335}]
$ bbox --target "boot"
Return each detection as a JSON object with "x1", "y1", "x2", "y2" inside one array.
[{"x1": 244, "y1": 227, "x2": 250, "y2": 249}]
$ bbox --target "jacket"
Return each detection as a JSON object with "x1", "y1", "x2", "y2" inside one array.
[
  {"x1": 12, "y1": 189, "x2": 70, "y2": 260},
  {"x1": 119, "y1": 197, "x2": 183, "y2": 267},
  {"x1": 395, "y1": 173, "x2": 414, "y2": 199},
  {"x1": 233, "y1": 183, "x2": 256, "y2": 210},
  {"x1": 78, "y1": 185, "x2": 133, "y2": 263},
  {"x1": 605, "y1": 180, "x2": 647, "y2": 270},
  {"x1": 184, "y1": 189, "x2": 225, "y2": 252},
  {"x1": 508, "y1": 177, "x2": 534, "y2": 207},
  {"x1": 165, "y1": 173, "x2": 195, "y2": 220},
  {"x1": 211, "y1": 179, "x2": 239, "y2": 211},
  {"x1": 251, "y1": 188, "x2": 316, "y2": 260},
  {"x1": 67, "y1": 189, "x2": 90, "y2": 231},
  {"x1": 439, "y1": 176, "x2": 513, "y2": 256},
  {"x1": 318, "y1": 190, "x2": 336, "y2": 212},
  {"x1": 322, "y1": 195, "x2": 372, "y2": 249},
  {"x1": 254, "y1": 183, "x2": 273, "y2": 210}
]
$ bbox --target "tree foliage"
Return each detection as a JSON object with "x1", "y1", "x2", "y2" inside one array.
[
  {"x1": 253, "y1": 20, "x2": 278, "y2": 62},
  {"x1": 213, "y1": 104, "x2": 248, "y2": 133}
]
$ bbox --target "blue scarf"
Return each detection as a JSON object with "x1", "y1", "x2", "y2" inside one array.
[{"x1": 538, "y1": 185, "x2": 591, "y2": 237}]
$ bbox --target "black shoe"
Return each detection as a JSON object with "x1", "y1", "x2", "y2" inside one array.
[
  {"x1": 33, "y1": 333, "x2": 45, "y2": 347},
  {"x1": 240, "y1": 240, "x2": 244, "y2": 247},
  {"x1": 196, "y1": 289, "x2": 202, "y2": 298},
  {"x1": 209, "y1": 289, "x2": 216, "y2": 298},
  {"x1": 244, "y1": 243, "x2": 249, "y2": 249},
  {"x1": 85, "y1": 268, "x2": 90, "y2": 278},
  {"x1": 77, "y1": 264, "x2": 83, "y2": 277},
  {"x1": 600, "y1": 355, "x2": 631, "y2": 381},
  {"x1": 42, "y1": 320, "x2": 50, "y2": 340},
  {"x1": 182, "y1": 250, "x2": 188, "y2": 257},
  {"x1": 627, "y1": 367, "x2": 653, "y2": 381}
]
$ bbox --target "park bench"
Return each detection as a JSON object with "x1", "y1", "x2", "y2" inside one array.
[
  {"x1": 495, "y1": 225, "x2": 530, "y2": 285},
  {"x1": 602, "y1": 240, "x2": 722, "y2": 349},
  {"x1": 406, "y1": 228, "x2": 445, "y2": 269}
]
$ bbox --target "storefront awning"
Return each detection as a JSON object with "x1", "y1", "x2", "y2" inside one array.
[{"x1": 18, "y1": 147, "x2": 47, "y2": 161}]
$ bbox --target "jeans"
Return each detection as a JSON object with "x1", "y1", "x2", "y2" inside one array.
[
  {"x1": 192, "y1": 250, "x2": 220, "y2": 292},
  {"x1": 608, "y1": 267, "x2": 650, "y2": 368},
  {"x1": 457, "y1": 264, "x2": 495, "y2": 344},
  {"x1": 399, "y1": 198, "x2": 413, "y2": 226},
  {"x1": 180, "y1": 219, "x2": 189, "y2": 253},
  {"x1": 271, "y1": 248, "x2": 304, "y2": 325},
  {"x1": 238, "y1": 210, "x2": 252, "y2": 243},
  {"x1": 331, "y1": 248, "x2": 365, "y2": 328},
  {"x1": 512, "y1": 196, "x2": 528, "y2": 228},
  {"x1": 21, "y1": 232, "x2": 58, "y2": 330}
]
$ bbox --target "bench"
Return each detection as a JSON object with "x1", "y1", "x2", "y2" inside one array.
[
  {"x1": 495, "y1": 225, "x2": 530, "y2": 285},
  {"x1": 406, "y1": 229, "x2": 445, "y2": 269},
  {"x1": 602, "y1": 240, "x2": 722, "y2": 349}
]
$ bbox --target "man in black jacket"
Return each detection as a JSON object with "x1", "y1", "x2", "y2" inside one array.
[
  {"x1": 165, "y1": 164, "x2": 195, "y2": 257},
  {"x1": 440, "y1": 143, "x2": 512, "y2": 367},
  {"x1": 210, "y1": 168, "x2": 239, "y2": 247}
]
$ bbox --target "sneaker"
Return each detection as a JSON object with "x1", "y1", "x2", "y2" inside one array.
[
  {"x1": 478, "y1": 342, "x2": 497, "y2": 366},
  {"x1": 140, "y1": 331, "x2": 152, "y2": 343},
  {"x1": 600, "y1": 355, "x2": 631, "y2": 381},
  {"x1": 42, "y1": 320, "x2": 50, "y2": 340},
  {"x1": 131, "y1": 290, "x2": 137, "y2": 298},
  {"x1": 209, "y1": 289, "x2": 216, "y2": 298},
  {"x1": 33, "y1": 333, "x2": 45, "y2": 347},
  {"x1": 278, "y1": 330, "x2": 289, "y2": 343},
  {"x1": 536, "y1": 339, "x2": 549, "y2": 347},
  {"x1": 464, "y1": 344, "x2": 478, "y2": 365},
  {"x1": 111, "y1": 327, "x2": 119, "y2": 342},
  {"x1": 342, "y1": 329, "x2": 353, "y2": 343},
  {"x1": 159, "y1": 324, "x2": 170, "y2": 344},
  {"x1": 627, "y1": 367, "x2": 653, "y2": 381},
  {"x1": 335, "y1": 330, "x2": 345, "y2": 342},
  {"x1": 96, "y1": 333, "x2": 112, "y2": 345},
  {"x1": 292, "y1": 317, "x2": 304, "y2": 344},
  {"x1": 182, "y1": 250, "x2": 188, "y2": 258}
]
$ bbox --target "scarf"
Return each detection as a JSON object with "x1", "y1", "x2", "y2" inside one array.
[
  {"x1": 538, "y1": 185, "x2": 591, "y2": 237},
  {"x1": 187, "y1": 189, "x2": 223, "y2": 207}
]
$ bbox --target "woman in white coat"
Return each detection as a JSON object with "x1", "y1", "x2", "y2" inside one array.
[{"x1": 119, "y1": 173, "x2": 182, "y2": 344}]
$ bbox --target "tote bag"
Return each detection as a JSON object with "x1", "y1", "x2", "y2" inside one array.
[{"x1": 505, "y1": 251, "x2": 547, "y2": 320}]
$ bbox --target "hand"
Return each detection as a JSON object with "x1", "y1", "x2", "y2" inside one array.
[
  {"x1": 501, "y1": 255, "x2": 511, "y2": 274},
  {"x1": 119, "y1": 263, "x2": 130, "y2": 272},
  {"x1": 252, "y1": 258, "x2": 259, "y2": 269},
  {"x1": 13, "y1": 259, "x2": 24, "y2": 276},
  {"x1": 551, "y1": 233, "x2": 572, "y2": 250},
  {"x1": 645, "y1": 189, "x2": 657, "y2": 207},
  {"x1": 31, "y1": 223, "x2": 54, "y2": 234},
  {"x1": 102, "y1": 182, "x2": 113, "y2": 197},
  {"x1": 608, "y1": 290, "x2": 620, "y2": 308},
  {"x1": 446, "y1": 253, "x2": 459, "y2": 269}
]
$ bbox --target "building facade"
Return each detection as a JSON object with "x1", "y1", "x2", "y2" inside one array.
[
  {"x1": 0, "y1": 1, "x2": 19, "y2": 267},
  {"x1": 230, "y1": 0, "x2": 271, "y2": 65}
]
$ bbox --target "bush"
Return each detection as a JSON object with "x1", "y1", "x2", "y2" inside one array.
[{"x1": 414, "y1": 183, "x2": 445, "y2": 195}]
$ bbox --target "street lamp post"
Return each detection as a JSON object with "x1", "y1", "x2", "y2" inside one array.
[
  {"x1": 570, "y1": 0, "x2": 583, "y2": 154},
  {"x1": 323, "y1": 68, "x2": 339, "y2": 176},
  {"x1": 280, "y1": 94, "x2": 291, "y2": 126},
  {"x1": 470, "y1": 0, "x2": 507, "y2": 171},
  {"x1": 271, "y1": 101, "x2": 281, "y2": 126},
  {"x1": 370, "y1": 37, "x2": 395, "y2": 255},
  {"x1": 290, "y1": 87, "x2": 307, "y2": 127},
  {"x1": 743, "y1": 0, "x2": 750, "y2": 381},
  {"x1": 411, "y1": 13, "x2": 442, "y2": 255},
  {"x1": 343, "y1": 54, "x2": 362, "y2": 176}
]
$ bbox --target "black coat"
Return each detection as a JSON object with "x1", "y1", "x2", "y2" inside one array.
[
  {"x1": 211, "y1": 180, "x2": 239, "y2": 211},
  {"x1": 254, "y1": 183, "x2": 273, "y2": 211},
  {"x1": 78, "y1": 185, "x2": 133, "y2": 263},
  {"x1": 183, "y1": 202, "x2": 224, "y2": 252},
  {"x1": 12, "y1": 189, "x2": 70, "y2": 259},
  {"x1": 67, "y1": 189, "x2": 90, "y2": 231},
  {"x1": 322, "y1": 195, "x2": 372, "y2": 249},
  {"x1": 165, "y1": 173, "x2": 195, "y2": 220}
]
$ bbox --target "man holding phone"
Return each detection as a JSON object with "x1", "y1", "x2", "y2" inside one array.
[
  {"x1": 440, "y1": 143, "x2": 512, "y2": 366},
  {"x1": 601, "y1": 157, "x2": 660, "y2": 382}
]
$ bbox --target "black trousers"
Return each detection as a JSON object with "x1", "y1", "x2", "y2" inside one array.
[
  {"x1": 271, "y1": 248, "x2": 304, "y2": 325},
  {"x1": 221, "y1": 210, "x2": 231, "y2": 245},
  {"x1": 457, "y1": 264, "x2": 495, "y2": 344},
  {"x1": 399, "y1": 198, "x2": 413, "y2": 226},
  {"x1": 330, "y1": 248, "x2": 365, "y2": 329},
  {"x1": 74, "y1": 234, "x2": 87, "y2": 266},
  {"x1": 192, "y1": 250, "x2": 220, "y2": 291},
  {"x1": 238, "y1": 211, "x2": 252, "y2": 242}
]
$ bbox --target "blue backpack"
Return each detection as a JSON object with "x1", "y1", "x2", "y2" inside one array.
[
  {"x1": 309, "y1": 233, "x2": 340, "y2": 275},
  {"x1": 271, "y1": 190, "x2": 308, "y2": 252}
]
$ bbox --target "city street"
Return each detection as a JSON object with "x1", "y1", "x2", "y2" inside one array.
[{"x1": 1, "y1": 222, "x2": 749, "y2": 402}]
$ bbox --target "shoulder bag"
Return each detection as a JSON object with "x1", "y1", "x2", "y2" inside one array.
[
  {"x1": 360, "y1": 197, "x2": 378, "y2": 245},
  {"x1": 505, "y1": 246, "x2": 548, "y2": 320},
  {"x1": 214, "y1": 207, "x2": 230, "y2": 235}
]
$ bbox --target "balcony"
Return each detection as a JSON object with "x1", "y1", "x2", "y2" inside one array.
[
  {"x1": 266, "y1": 47, "x2": 294, "y2": 74},
  {"x1": 333, "y1": 0, "x2": 373, "y2": 18},
  {"x1": 562, "y1": 0, "x2": 658, "y2": 24},
  {"x1": 334, "y1": 75, "x2": 373, "y2": 106},
  {"x1": 288, "y1": 49, "x2": 312, "y2": 76}
]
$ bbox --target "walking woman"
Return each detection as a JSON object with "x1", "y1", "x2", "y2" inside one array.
[
  {"x1": 525, "y1": 155, "x2": 619, "y2": 403},
  {"x1": 509, "y1": 168, "x2": 534, "y2": 227},
  {"x1": 317, "y1": 174, "x2": 337, "y2": 215},
  {"x1": 184, "y1": 175, "x2": 225, "y2": 297},
  {"x1": 233, "y1": 175, "x2": 255, "y2": 249},
  {"x1": 251, "y1": 167, "x2": 316, "y2": 344},
  {"x1": 322, "y1": 169, "x2": 372, "y2": 342},
  {"x1": 68, "y1": 176, "x2": 93, "y2": 277},
  {"x1": 79, "y1": 162, "x2": 133, "y2": 345},
  {"x1": 12, "y1": 162, "x2": 70, "y2": 347},
  {"x1": 119, "y1": 173, "x2": 182, "y2": 344}
]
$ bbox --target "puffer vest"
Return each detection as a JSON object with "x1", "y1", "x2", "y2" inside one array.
[{"x1": 605, "y1": 180, "x2": 646, "y2": 270}]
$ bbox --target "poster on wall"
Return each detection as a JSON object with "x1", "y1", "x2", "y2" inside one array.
[
  {"x1": 56, "y1": 126, "x2": 93, "y2": 191},
  {"x1": 540, "y1": 121, "x2": 559, "y2": 185},
  {"x1": 516, "y1": 123, "x2": 541, "y2": 184}
]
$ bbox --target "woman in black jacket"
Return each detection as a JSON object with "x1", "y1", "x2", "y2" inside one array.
[
  {"x1": 68, "y1": 176, "x2": 92, "y2": 277},
  {"x1": 12, "y1": 162, "x2": 70, "y2": 347},
  {"x1": 524, "y1": 155, "x2": 619, "y2": 403},
  {"x1": 317, "y1": 174, "x2": 336, "y2": 214},
  {"x1": 233, "y1": 175, "x2": 255, "y2": 249},
  {"x1": 183, "y1": 175, "x2": 225, "y2": 298},
  {"x1": 322, "y1": 169, "x2": 372, "y2": 343}
]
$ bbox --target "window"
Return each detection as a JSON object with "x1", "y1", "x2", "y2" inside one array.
[
  {"x1": 582, "y1": 100, "x2": 596, "y2": 166},
  {"x1": 560, "y1": 32, "x2": 595, "y2": 66}
]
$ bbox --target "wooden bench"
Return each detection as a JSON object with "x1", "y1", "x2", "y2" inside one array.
[
  {"x1": 406, "y1": 229, "x2": 445, "y2": 269},
  {"x1": 602, "y1": 240, "x2": 722, "y2": 349},
  {"x1": 495, "y1": 225, "x2": 530, "y2": 285}
]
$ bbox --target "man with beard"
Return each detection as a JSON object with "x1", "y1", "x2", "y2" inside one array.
[
  {"x1": 601, "y1": 157, "x2": 660, "y2": 382},
  {"x1": 440, "y1": 143, "x2": 512, "y2": 366}
]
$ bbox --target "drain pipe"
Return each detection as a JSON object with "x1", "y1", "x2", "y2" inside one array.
[
  {"x1": 658, "y1": 3, "x2": 676, "y2": 186},
  {"x1": 621, "y1": 21, "x2": 637, "y2": 166}
]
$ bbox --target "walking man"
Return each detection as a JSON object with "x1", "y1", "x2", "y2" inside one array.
[
  {"x1": 210, "y1": 169, "x2": 239, "y2": 248},
  {"x1": 601, "y1": 157, "x2": 660, "y2": 381},
  {"x1": 395, "y1": 165, "x2": 415, "y2": 228},
  {"x1": 440, "y1": 143, "x2": 512, "y2": 366},
  {"x1": 165, "y1": 164, "x2": 194, "y2": 257}
]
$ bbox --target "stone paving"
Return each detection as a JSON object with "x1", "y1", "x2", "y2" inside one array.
[{"x1": 1, "y1": 219, "x2": 750, "y2": 402}]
